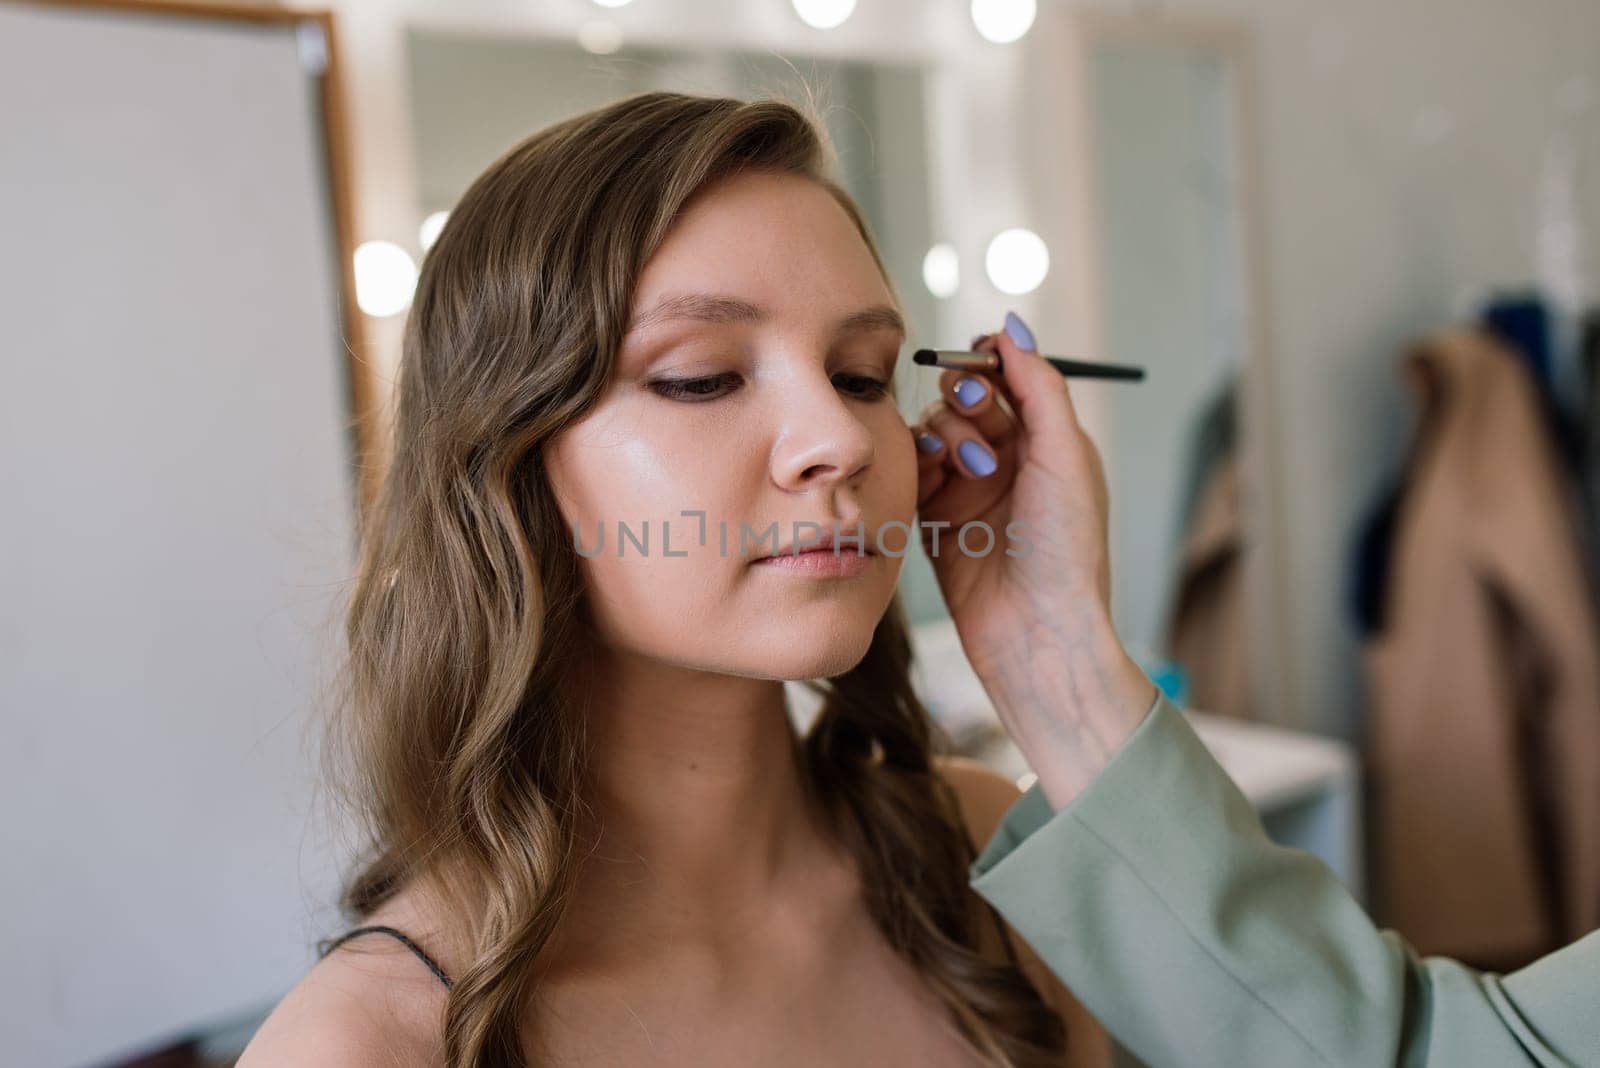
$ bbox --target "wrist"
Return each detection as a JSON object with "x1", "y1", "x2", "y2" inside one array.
[{"x1": 975, "y1": 616, "x2": 1156, "y2": 810}]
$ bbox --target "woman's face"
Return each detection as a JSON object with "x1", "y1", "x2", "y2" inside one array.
[{"x1": 546, "y1": 169, "x2": 917, "y2": 681}]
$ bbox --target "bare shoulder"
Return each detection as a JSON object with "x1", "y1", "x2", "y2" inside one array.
[
  {"x1": 932, "y1": 754, "x2": 1026, "y2": 849},
  {"x1": 237, "y1": 929, "x2": 448, "y2": 1067}
]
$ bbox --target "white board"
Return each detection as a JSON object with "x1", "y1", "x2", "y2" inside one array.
[{"x1": 0, "y1": 5, "x2": 360, "y2": 1064}]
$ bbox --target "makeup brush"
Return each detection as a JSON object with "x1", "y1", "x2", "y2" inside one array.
[{"x1": 913, "y1": 347, "x2": 1144, "y2": 381}]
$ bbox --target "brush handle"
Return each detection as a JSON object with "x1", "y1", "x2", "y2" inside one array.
[
  {"x1": 912, "y1": 348, "x2": 1145, "y2": 381},
  {"x1": 1037, "y1": 355, "x2": 1145, "y2": 381}
]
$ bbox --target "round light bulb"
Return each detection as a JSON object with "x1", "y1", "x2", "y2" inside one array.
[
  {"x1": 792, "y1": 0, "x2": 856, "y2": 30},
  {"x1": 353, "y1": 240, "x2": 417, "y2": 318},
  {"x1": 922, "y1": 243, "x2": 960, "y2": 299},
  {"x1": 984, "y1": 228, "x2": 1049, "y2": 295},
  {"x1": 971, "y1": 0, "x2": 1036, "y2": 44},
  {"x1": 418, "y1": 211, "x2": 448, "y2": 252}
]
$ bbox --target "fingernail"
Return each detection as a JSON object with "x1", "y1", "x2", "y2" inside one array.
[
  {"x1": 1004, "y1": 310, "x2": 1036, "y2": 352},
  {"x1": 958, "y1": 439, "x2": 997, "y2": 477},
  {"x1": 953, "y1": 376, "x2": 988, "y2": 409},
  {"x1": 915, "y1": 431, "x2": 945, "y2": 455}
]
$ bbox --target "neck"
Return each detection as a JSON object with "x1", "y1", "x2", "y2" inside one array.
[{"x1": 558, "y1": 642, "x2": 850, "y2": 959}]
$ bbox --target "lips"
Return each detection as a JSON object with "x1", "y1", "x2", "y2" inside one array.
[{"x1": 754, "y1": 525, "x2": 878, "y2": 560}]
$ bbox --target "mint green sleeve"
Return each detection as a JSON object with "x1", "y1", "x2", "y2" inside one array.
[{"x1": 968, "y1": 690, "x2": 1600, "y2": 1068}]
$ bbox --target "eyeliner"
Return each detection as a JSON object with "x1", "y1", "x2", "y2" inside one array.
[{"x1": 912, "y1": 348, "x2": 1145, "y2": 381}]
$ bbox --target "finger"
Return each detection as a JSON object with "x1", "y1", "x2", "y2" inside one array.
[
  {"x1": 938, "y1": 367, "x2": 1018, "y2": 451},
  {"x1": 925, "y1": 403, "x2": 1004, "y2": 480},
  {"x1": 988, "y1": 314, "x2": 1079, "y2": 437},
  {"x1": 909, "y1": 423, "x2": 949, "y2": 508},
  {"x1": 917, "y1": 350, "x2": 1019, "y2": 456},
  {"x1": 967, "y1": 332, "x2": 1027, "y2": 426}
]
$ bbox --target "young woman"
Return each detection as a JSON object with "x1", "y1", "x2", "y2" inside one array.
[{"x1": 241, "y1": 90, "x2": 1131, "y2": 1067}]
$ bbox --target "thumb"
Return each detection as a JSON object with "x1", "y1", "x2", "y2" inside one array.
[{"x1": 990, "y1": 310, "x2": 1080, "y2": 440}]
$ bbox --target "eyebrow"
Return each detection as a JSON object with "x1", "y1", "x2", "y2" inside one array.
[{"x1": 624, "y1": 293, "x2": 906, "y2": 342}]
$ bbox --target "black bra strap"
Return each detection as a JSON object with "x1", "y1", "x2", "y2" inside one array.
[{"x1": 318, "y1": 924, "x2": 454, "y2": 990}]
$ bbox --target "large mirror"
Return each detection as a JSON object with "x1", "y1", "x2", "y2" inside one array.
[{"x1": 1081, "y1": 18, "x2": 1275, "y2": 724}]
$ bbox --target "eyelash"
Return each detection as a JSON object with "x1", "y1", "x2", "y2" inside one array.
[{"x1": 650, "y1": 372, "x2": 892, "y2": 403}]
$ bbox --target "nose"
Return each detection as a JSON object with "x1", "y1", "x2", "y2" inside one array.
[{"x1": 769, "y1": 369, "x2": 876, "y2": 496}]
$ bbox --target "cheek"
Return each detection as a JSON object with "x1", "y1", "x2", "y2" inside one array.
[
  {"x1": 877, "y1": 416, "x2": 919, "y2": 520},
  {"x1": 582, "y1": 551, "x2": 726, "y2": 647},
  {"x1": 568, "y1": 512, "x2": 746, "y2": 666},
  {"x1": 548, "y1": 413, "x2": 751, "y2": 646},
  {"x1": 551, "y1": 405, "x2": 739, "y2": 534}
]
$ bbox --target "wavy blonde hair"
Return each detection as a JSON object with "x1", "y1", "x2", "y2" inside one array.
[{"x1": 319, "y1": 89, "x2": 1065, "y2": 1065}]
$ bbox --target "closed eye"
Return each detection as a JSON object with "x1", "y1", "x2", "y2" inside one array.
[{"x1": 650, "y1": 373, "x2": 892, "y2": 403}]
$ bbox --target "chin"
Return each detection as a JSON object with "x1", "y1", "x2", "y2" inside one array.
[{"x1": 749, "y1": 621, "x2": 879, "y2": 682}]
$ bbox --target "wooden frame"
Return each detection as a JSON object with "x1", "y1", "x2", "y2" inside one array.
[{"x1": 17, "y1": 0, "x2": 381, "y2": 523}]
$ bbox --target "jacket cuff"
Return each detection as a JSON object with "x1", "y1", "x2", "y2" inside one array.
[{"x1": 968, "y1": 686, "x2": 1167, "y2": 883}]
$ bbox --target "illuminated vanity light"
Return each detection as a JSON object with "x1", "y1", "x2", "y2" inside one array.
[
  {"x1": 972, "y1": 0, "x2": 1036, "y2": 44},
  {"x1": 922, "y1": 243, "x2": 960, "y2": 299},
  {"x1": 985, "y1": 227, "x2": 1050, "y2": 295},
  {"x1": 353, "y1": 240, "x2": 417, "y2": 318},
  {"x1": 418, "y1": 210, "x2": 448, "y2": 253},
  {"x1": 792, "y1": 0, "x2": 856, "y2": 30}
]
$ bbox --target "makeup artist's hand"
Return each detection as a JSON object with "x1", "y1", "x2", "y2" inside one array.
[{"x1": 908, "y1": 311, "x2": 1156, "y2": 809}]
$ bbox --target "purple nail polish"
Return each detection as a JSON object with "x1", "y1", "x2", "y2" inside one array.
[
  {"x1": 1004, "y1": 310, "x2": 1036, "y2": 351},
  {"x1": 958, "y1": 439, "x2": 996, "y2": 477}
]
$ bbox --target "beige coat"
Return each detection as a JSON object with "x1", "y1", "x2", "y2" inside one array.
[{"x1": 1363, "y1": 327, "x2": 1600, "y2": 968}]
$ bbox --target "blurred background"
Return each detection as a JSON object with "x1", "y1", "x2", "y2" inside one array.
[{"x1": 3, "y1": 0, "x2": 1598, "y2": 1064}]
